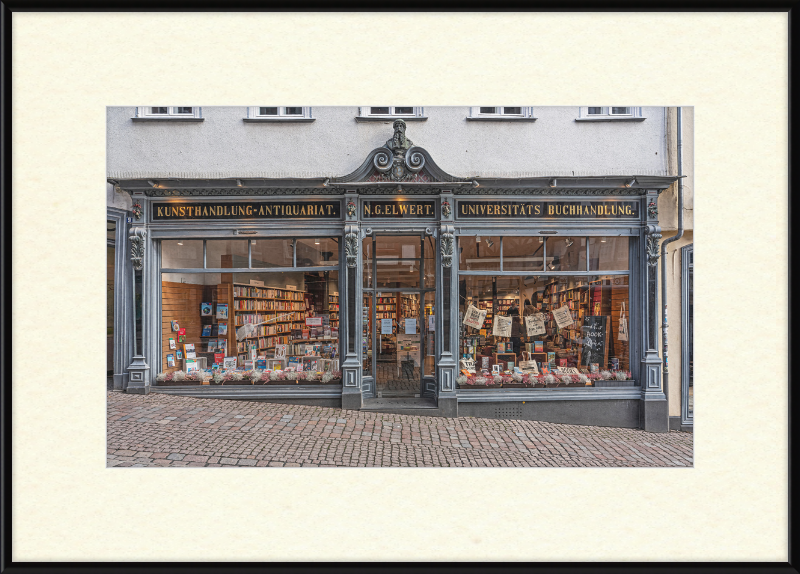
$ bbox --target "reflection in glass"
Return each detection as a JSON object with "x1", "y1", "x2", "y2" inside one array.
[
  {"x1": 162, "y1": 240, "x2": 204, "y2": 268},
  {"x1": 589, "y1": 237, "x2": 629, "y2": 271},
  {"x1": 295, "y1": 237, "x2": 338, "y2": 267},
  {"x1": 206, "y1": 240, "x2": 248, "y2": 268},
  {"x1": 503, "y1": 236, "x2": 545, "y2": 271},
  {"x1": 545, "y1": 236, "x2": 586, "y2": 272},
  {"x1": 458, "y1": 236, "x2": 501, "y2": 271},
  {"x1": 251, "y1": 239, "x2": 293, "y2": 268}
]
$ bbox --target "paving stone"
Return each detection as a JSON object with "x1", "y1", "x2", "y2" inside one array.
[{"x1": 107, "y1": 393, "x2": 693, "y2": 469}]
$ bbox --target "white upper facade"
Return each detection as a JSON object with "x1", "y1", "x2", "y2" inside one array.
[{"x1": 107, "y1": 106, "x2": 669, "y2": 180}]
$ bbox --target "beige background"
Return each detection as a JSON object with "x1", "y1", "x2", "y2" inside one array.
[{"x1": 12, "y1": 13, "x2": 787, "y2": 562}]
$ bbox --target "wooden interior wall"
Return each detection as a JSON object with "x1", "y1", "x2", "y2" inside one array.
[{"x1": 162, "y1": 281, "x2": 205, "y2": 374}]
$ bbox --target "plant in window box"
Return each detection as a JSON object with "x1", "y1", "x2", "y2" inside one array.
[
  {"x1": 211, "y1": 371, "x2": 224, "y2": 385},
  {"x1": 456, "y1": 375, "x2": 468, "y2": 387},
  {"x1": 321, "y1": 372, "x2": 335, "y2": 384}
]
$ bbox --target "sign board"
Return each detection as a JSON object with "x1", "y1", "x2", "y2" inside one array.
[
  {"x1": 580, "y1": 316, "x2": 609, "y2": 368},
  {"x1": 456, "y1": 200, "x2": 640, "y2": 219},
  {"x1": 362, "y1": 200, "x2": 436, "y2": 219},
  {"x1": 405, "y1": 318, "x2": 417, "y2": 335},
  {"x1": 524, "y1": 313, "x2": 546, "y2": 336},
  {"x1": 381, "y1": 318, "x2": 393, "y2": 335},
  {"x1": 152, "y1": 201, "x2": 341, "y2": 221},
  {"x1": 305, "y1": 317, "x2": 323, "y2": 327}
]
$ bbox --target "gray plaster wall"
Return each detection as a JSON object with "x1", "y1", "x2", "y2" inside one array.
[
  {"x1": 106, "y1": 182, "x2": 131, "y2": 210},
  {"x1": 107, "y1": 106, "x2": 668, "y2": 179}
]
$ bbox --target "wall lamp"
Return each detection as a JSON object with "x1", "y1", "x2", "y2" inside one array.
[
  {"x1": 549, "y1": 178, "x2": 557, "y2": 187},
  {"x1": 624, "y1": 178, "x2": 637, "y2": 188}
]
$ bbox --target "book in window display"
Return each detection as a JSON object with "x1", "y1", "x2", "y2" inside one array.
[
  {"x1": 200, "y1": 302, "x2": 212, "y2": 316},
  {"x1": 171, "y1": 320, "x2": 180, "y2": 332},
  {"x1": 218, "y1": 322, "x2": 228, "y2": 336},
  {"x1": 185, "y1": 343, "x2": 196, "y2": 359},
  {"x1": 201, "y1": 324, "x2": 212, "y2": 337},
  {"x1": 168, "y1": 337, "x2": 176, "y2": 350},
  {"x1": 166, "y1": 353, "x2": 175, "y2": 367},
  {"x1": 216, "y1": 303, "x2": 229, "y2": 319}
]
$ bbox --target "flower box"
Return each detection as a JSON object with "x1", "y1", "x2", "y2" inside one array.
[{"x1": 501, "y1": 383, "x2": 528, "y2": 388}]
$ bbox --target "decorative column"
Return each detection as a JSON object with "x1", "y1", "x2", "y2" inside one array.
[
  {"x1": 437, "y1": 192, "x2": 458, "y2": 416},
  {"x1": 639, "y1": 189, "x2": 667, "y2": 432},
  {"x1": 126, "y1": 225, "x2": 150, "y2": 394},
  {"x1": 340, "y1": 214, "x2": 363, "y2": 410}
]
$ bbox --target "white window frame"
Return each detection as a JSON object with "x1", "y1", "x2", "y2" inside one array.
[
  {"x1": 355, "y1": 106, "x2": 427, "y2": 121},
  {"x1": 134, "y1": 107, "x2": 203, "y2": 121},
  {"x1": 244, "y1": 106, "x2": 314, "y2": 122},
  {"x1": 576, "y1": 107, "x2": 646, "y2": 122},
  {"x1": 467, "y1": 106, "x2": 536, "y2": 121}
]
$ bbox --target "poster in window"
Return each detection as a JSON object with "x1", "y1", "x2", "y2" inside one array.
[
  {"x1": 492, "y1": 315, "x2": 512, "y2": 337},
  {"x1": 463, "y1": 304, "x2": 487, "y2": 330},
  {"x1": 524, "y1": 313, "x2": 546, "y2": 336},
  {"x1": 552, "y1": 305, "x2": 574, "y2": 329},
  {"x1": 405, "y1": 318, "x2": 417, "y2": 335},
  {"x1": 381, "y1": 318, "x2": 393, "y2": 335}
]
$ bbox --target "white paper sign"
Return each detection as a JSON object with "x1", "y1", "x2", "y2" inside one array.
[
  {"x1": 559, "y1": 367, "x2": 581, "y2": 375},
  {"x1": 381, "y1": 318, "x2": 393, "y2": 335},
  {"x1": 618, "y1": 301, "x2": 628, "y2": 342},
  {"x1": 524, "y1": 313, "x2": 547, "y2": 336},
  {"x1": 405, "y1": 318, "x2": 417, "y2": 335},
  {"x1": 462, "y1": 304, "x2": 487, "y2": 329},
  {"x1": 492, "y1": 315, "x2": 512, "y2": 337},
  {"x1": 305, "y1": 316, "x2": 323, "y2": 327},
  {"x1": 274, "y1": 344, "x2": 287, "y2": 360},
  {"x1": 552, "y1": 305, "x2": 574, "y2": 329},
  {"x1": 223, "y1": 357, "x2": 237, "y2": 370},
  {"x1": 428, "y1": 315, "x2": 435, "y2": 331}
]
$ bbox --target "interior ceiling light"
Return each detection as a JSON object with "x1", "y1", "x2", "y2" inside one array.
[
  {"x1": 315, "y1": 238, "x2": 320, "y2": 245},
  {"x1": 486, "y1": 239, "x2": 494, "y2": 248},
  {"x1": 565, "y1": 238, "x2": 574, "y2": 247},
  {"x1": 177, "y1": 242, "x2": 183, "y2": 246}
]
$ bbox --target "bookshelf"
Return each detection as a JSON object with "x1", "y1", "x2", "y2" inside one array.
[
  {"x1": 232, "y1": 284, "x2": 307, "y2": 364},
  {"x1": 328, "y1": 293, "x2": 339, "y2": 329}
]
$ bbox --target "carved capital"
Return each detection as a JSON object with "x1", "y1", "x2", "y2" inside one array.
[
  {"x1": 440, "y1": 227, "x2": 454, "y2": 268},
  {"x1": 646, "y1": 233, "x2": 661, "y2": 267},
  {"x1": 344, "y1": 228, "x2": 359, "y2": 268},
  {"x1": 129, "y1": 227, "x2": 147, "y2": 271}
]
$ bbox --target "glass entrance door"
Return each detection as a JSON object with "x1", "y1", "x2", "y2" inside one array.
[{"x1": 362, "y1": 233, "x2": 436, "y2": 398}]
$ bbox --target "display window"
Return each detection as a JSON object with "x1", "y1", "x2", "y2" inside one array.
[
  {"x1": 157, "y1": 238, "x2": 341, "y2": 386},
  {"x1": 457, "y1": 235, "x2": 633, "y2": 389}
]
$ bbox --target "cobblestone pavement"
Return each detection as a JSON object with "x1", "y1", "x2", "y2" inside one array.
[{"x1": 107, "y1": 392, "x2": 693, "y2": 468}]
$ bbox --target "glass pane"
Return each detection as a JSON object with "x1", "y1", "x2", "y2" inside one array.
[
  {"x1": 376, "y1": 292, "x2": 421, "y2": 397},
  {"x1": 375, "y1": 235, "x2": 422, "y2": 289},
  {"x1": 158, "y1": 271, "x2": 341, "y2": 386},
  {"x1": 259, "y1": 107, "x2": 278, "y2": 115},
  {"x1": 175, "y1": 107, "x2": 193, "y2": 114},
  {"x1": 587, "y1": 107, "x2": 603, "y2": 115},
  {"x1": 459, "y1": 236, "x2": 500, "y2": 271},
  {"x1": 394, "y1": 107, "x2": 414, "y2": 115},
  {"x1": 285, "y1": 107, "x2": 303, "y2": 115},
  {"x1": 151, "y1": 107, "x2": 168, "y2": 114},
  {"x1": 503, "y1": 107, "x2": 522, "y2": 115},
  {"x1": 107, "y1": 244, "x2": 114, "y2": 374},
  {"x1": 611, "y1": 107, "x2": 630, "y2": 115},
  {"x1": 363, "y1": 236, "x2": 373, "y2": 288},
  {"x1": 424, "y1": 291, "x2": 436, "y2": 377},
  {"x1": 502, "y1": 236, "x2": 545, "y2": 271},
  {"x1": 363, "y1": 293, "x2": 373, "y2": 374},
  {"x1": 545, "y1": 236, "x2": 586, "y2": 271},
  {"x1": 458, "y1": 274, "x2": 630, "y2": 388},
  {"x1": 206, "y1": 240, "x2": 249, "y2": 268},
  {"x1": 295, "y1": 237, "x2": 338, "y2": 267},
  {"x1": 251, "y1": 239, "x2": 293, "y2": 268},
  {"x1": 589, "y1": 237, "x2": 629, "y2": 271},
  {"x1": 479, "y1": 107, "x2": 497, "y2": 114},
  {"x1": 370, "y1": 107, "x2": 390, "y2": 115},
  {"x1": 688, "y1": 264, "x2": 693, "y2": 416},
  {"x1": 162, "y1": 240, "x2": 204, "y2": 268},
  {"x1": 107, "y1": 220, "x2": 116, "y2": 241}
]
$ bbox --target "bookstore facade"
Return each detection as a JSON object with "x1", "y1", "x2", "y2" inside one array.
[{"x1": 115, "y1": 120, "x2": 678, "y2": 431}]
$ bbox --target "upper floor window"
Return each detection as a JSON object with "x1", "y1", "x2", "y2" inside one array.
[
  {"x1": 133, "y1": 107, "x2": 203, "y2": 121},
  {"x1": 244, "y1": 106, "x2": 314, "y2": 122},
  {"x1": 467, "y1": 106, "x2": 536, "y2": 121},
  {"x1": 356, "y1": 106, "x2": 426, "y2": 121},
  {"x1": 576, "y1": 107, "x2": 645, "y2": 122}
]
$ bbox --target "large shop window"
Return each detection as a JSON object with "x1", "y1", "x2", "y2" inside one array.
[
  {"x1": 457, "y1": 236, "x2": 633, "y2": 389},
  {"x1": 157, "y1": 238, "x2": 341, "y2": 386}
]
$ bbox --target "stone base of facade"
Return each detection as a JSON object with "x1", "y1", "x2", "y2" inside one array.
[
  {"x1": 458, "y1": 399, "x2": 640, "y2": 428},
  {"x1": 640, "y1": 397, "x2": 669, "y2": 433}
]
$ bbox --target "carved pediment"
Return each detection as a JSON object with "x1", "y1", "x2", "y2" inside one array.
[{"x1": 333, "y1": 119, "x2": 462, "y2": 184}]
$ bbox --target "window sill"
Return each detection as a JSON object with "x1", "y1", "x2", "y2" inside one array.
[
  {"x1": 355, "y1": 116, "x2": 428, "y2": 122},
  {"x1": 466, "y1": 116, "x2": 537, "y2": 122},
  {"x1": 574, "y1": 117, "x2": 646, "y2": 122},
  {"x1": 132, "y1": 117, "x2": 205, "y2": 122},
  {"x1": 243, "y1": 117, "x2": 316, "y2": 123}
]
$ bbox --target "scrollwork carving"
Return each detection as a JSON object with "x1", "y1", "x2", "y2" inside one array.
[
  {"x1": 345, "y1": 232, "x2": 359, "y2": 268},
  {"x1": 440, "y1": 232, "x2": 454, "y2": 268},
  {"x1": 129, "y1": 228, "x2": 147, "y2": 271},
  {"x1": 646, "y1": 233, "x2": 662, "y2": 267}
]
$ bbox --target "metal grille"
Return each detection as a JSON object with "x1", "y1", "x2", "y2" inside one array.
[{"x1": 493, "y1": 405, "x2": 522, "y2": 418}]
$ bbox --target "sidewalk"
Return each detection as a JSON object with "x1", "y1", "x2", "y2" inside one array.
[{"x1": 107, "y1": 392, "x2": 693, "y2": 468}]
